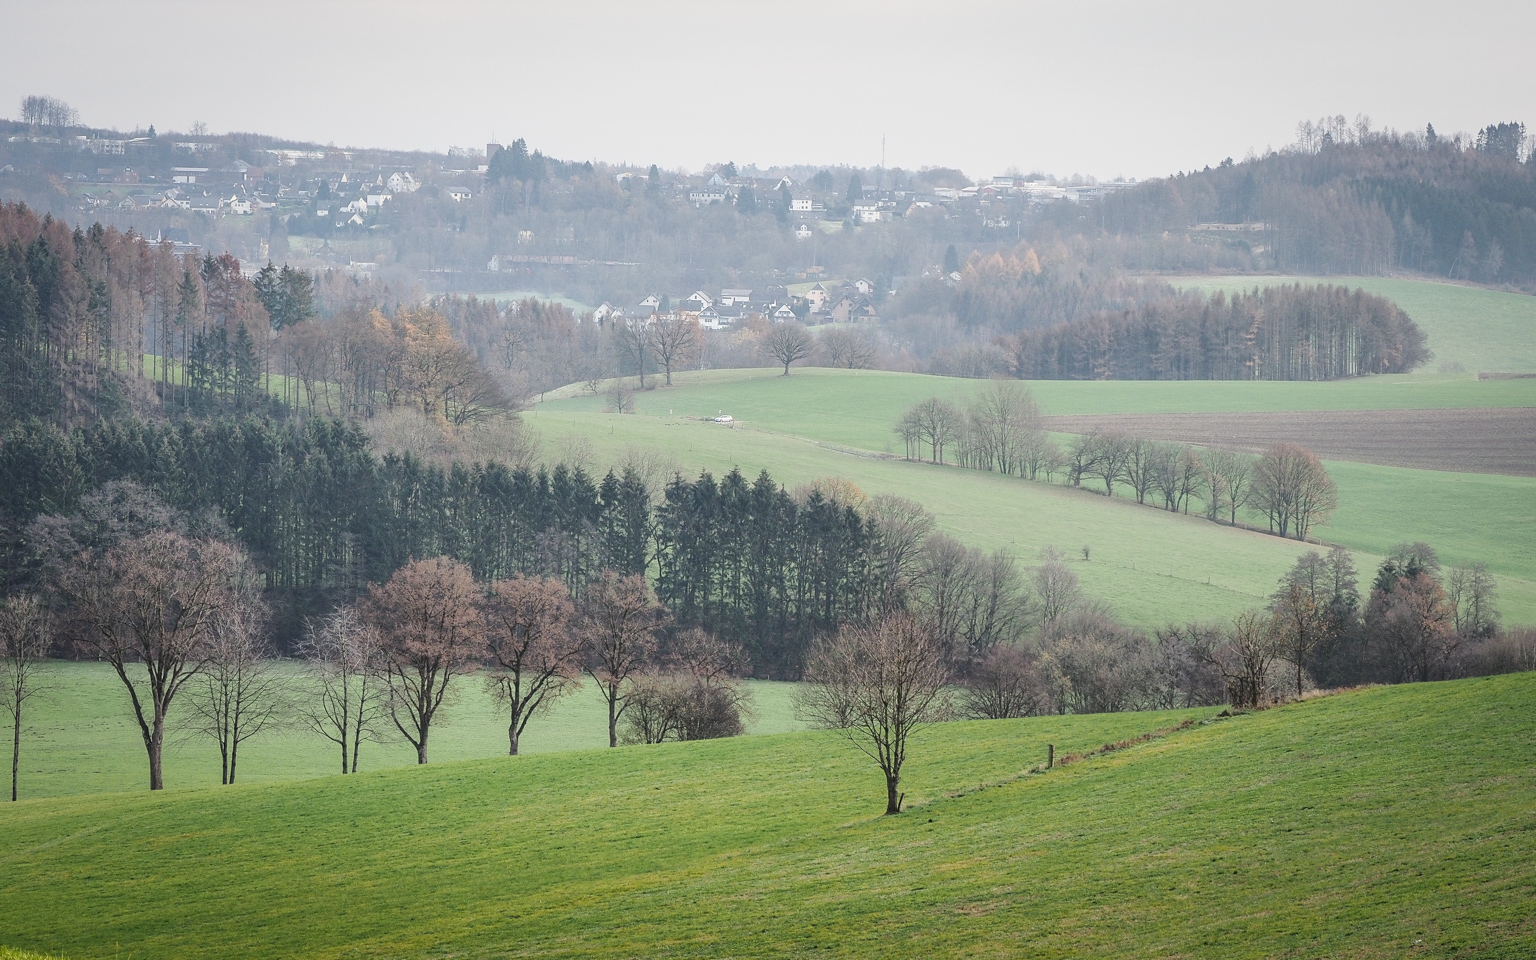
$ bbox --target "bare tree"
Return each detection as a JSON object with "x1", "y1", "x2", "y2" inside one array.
[
  {"x1": 621, "y1": 629, "x2": 753, "y2": 745},
  {"x1": 819, "y1": 327, "x2": 876, "y2": 369},
  {"x1": 363, "y1": 557, "x2": 483, "y2": 764},
  {"x1": 189, "y1": 574, "x2": 284, "y2": 785},
  {"x1": 762, "y1": 321, "x2": 814, "y2": 375},
  {"x1": 1446, "y1": 562, "x2": 1499, "y2": 640},
  {"x1": 580, "y1": 570, "x2": 665, "y2": 747},
  {"x1": 865, "y1": 495, "x2": 936, "y2": 613},
  {"x1": 298, "y1": 607, "x2": 388, "y2": 774},
  {"x1": 1367, "y1": 572, "x2": 1460, "y2": 682},
  {"x1": 648, "y1": 315, "x2": 700, "y2": 386},
  {"x1": 1270, "y1": 581, "x2": 1331, "y2": 697},
  {"x1": 965, "y1": 380, "x2": 1040, "y2": 477},
  {"x1": 616, "y1": 318, "x2": 654, "y2": 389},
  {"x1": 481, "y1": 575, "x2": 582, "y2": 755},
  {"x1": 960, "y1": 645, "x2": 1048, "y2": 720},
  {"x1": 796, "y1": 613, "x2": 952, "y2": 815},
  {"x1": 1198, "y1": 609, "x2": 1280, "y2": 709},
  {"x1": 62, "y1": 533, "x2": 243, "y2": 790},
  {"x1": 1253, "y1": 443, "x2": 1338, "y2": 539},
  {"x1": 0, "y1": 596, "x2": 49, "y2": 801},
  {"x1": 1031, "y1": 550, "x2": 1083, "y2": 635},
  {"x1": 902, "y1": 396, "x2": 963, "y2": 463}
]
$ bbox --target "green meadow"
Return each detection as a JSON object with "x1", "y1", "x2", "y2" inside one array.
[
  {"x1": 1169, "y1": 274, "x2": 1536, "y2": 373},
  {"x1": 6, "y1": 662, "x2": 804, "y2": 799},
  {"x1": 3, "y1": 674, "x2": 1532, "y2": 959},
  {"x1": 528, "y1": 370, "x2": 1536, "y2": 626}
]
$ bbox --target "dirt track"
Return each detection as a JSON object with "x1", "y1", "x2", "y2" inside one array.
[{"x1": 1040, "y1": 407, "x2": 1536, "y2": 476}]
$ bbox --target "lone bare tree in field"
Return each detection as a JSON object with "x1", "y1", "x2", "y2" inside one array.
[
  {"x1": 363, "y1": 557, "x2": 483, "y2": 764},
  {"x1": 299, "y1": 607, "x2": 388, "y2": 774},
  {"x1": 797, "y1": 613, "x2": 951, "y2": 814},
  {"x1": 63, "y1": 533, "x2": 243, "y2": 790},
  {"x1": 762, "y1": 321, "x2": 814, "y2": 375},
  {"x1": 481, "y1": 575, "x2": 582, "y2": 755},
  {"x1": 648, "y1": 315, "x2": 700, "y2": 386},
  {"x1": 580, "y1": 570, "x2": 665, "y2": 747},
  {"x1": 1, "y1": 595, "x2": 49, "y2": 801},
  {"x1": 189, "y1": 573, "x2": 284, "y2": 785}
]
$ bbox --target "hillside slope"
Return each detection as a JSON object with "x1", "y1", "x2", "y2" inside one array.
[
  {"x1": 2, "y1": 675, "x2": 1533, "y2": 959},
  {"x1": 529, "y1": 370, "x2": 1536, "y2": 625}
]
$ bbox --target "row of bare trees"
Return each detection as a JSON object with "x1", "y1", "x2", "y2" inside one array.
[
  {"x1": 895, "y1": 386, "x2": 1338, "y2": 542},
  {"x1": 12, "y1": 534, "x2": 758, "y2": 795}
]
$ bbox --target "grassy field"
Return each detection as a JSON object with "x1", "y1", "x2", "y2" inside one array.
[
  {"x1": 527, "y1": 371, "x2": 1536, "y2": 626},
  {"x1": 3, "y1": 662, "x2": 803, "y2": 800},
  {"x1": 2, "y1": 674, "x2": 1531, "y2": 959},
  {"x1": 1170, "y1": 274, "x2": 1536, "y2": 374}
]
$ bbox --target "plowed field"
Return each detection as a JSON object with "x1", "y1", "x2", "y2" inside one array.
[{"x1": 1041, "y1": 407, "x2": 1536, "y2": 476}]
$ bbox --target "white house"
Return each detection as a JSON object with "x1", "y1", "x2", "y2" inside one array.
[
  {"x1": 365, "y1": 193, "x2": 392, "y2": 210},
  {"x1": 223, "y1": 195, "x2": 253, "y2": 215},
  {"x1": 853, "y1": 205, "x2": 882, "y2": 223},
  {"x1": 517, "y1": 230, "x2": 534, "y2": 244},
  {"x1": 386, "y1": 171, "x2": 421, "y2": 193},
  {"x1": 688, "y1": 188, "x2": 727, "y2": 206},
  {"x1": 794, "y1": 223, "x2": 813, "y2": 241},
  {"x1": 683, "y1": 290, "x2": 714, "y2": 311},
  {"x1": 719, "y1": 288, "x2": 752, "y2": 306},
  {"x1": 447, "y1": 188, "x2": 473, "y2": 202},
  {"x1": 771, "y1": 303, "x2": 796, "y2": 322},
  {"x1": 853, "y1": 278, "x2": 874, "y2": 295}
]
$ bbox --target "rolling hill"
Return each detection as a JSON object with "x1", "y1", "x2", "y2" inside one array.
[
  {"x1": 2, "y1": 674, "x2": 1532, "y2": 959},
  {"x1": 528, "y1": 369, "x2": 1536, "y2": 626}
]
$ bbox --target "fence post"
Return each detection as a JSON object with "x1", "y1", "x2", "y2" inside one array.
[{"x1": 1047, "y1": 744, "x2": 1054, "y2": 769}]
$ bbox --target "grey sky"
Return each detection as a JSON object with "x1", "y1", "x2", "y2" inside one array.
[{"x1": 3, "y1": 0, "x2": 1532, "y2": 179}]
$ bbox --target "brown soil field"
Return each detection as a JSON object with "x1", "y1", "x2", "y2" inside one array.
[{"x1": 1040, "y1": 407, "x2": 1536, "y2": 476}]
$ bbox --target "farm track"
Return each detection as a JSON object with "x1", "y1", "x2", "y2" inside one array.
[{"x1": 1041, "y1": 407, "x2": 1536, "y2": 476}]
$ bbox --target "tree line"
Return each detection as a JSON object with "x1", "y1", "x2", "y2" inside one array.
[
  {"x1": 896, "y1": 382, "x2": 1339, "y2": 541},
  {"x1": 996, "y1": 283, "x2": 1427, "y2": 381}
]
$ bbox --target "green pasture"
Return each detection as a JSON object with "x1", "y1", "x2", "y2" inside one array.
[
  {"x1": 527, "y1": 372, "x2": 1536, "y2": 625},
  {"x1": 1170, "y1": 274, "x2": 1536, "y2": 374},
  {"x1": 3, "y1": 661, "x2": 802, "y2": 800},
  {"x1": 531, "y1": 407, "x2": 1327, "y2": 627},
  {"x1": 2, "y1": 674, "x2": 1531, "y2": 959},
  {"x1": 541, "y1": 367, "x2": 1536, "y2": 453}
]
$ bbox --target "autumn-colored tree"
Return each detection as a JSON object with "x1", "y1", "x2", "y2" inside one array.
[
  {"x1": 363, "y1": 557, "x2": 483, "y2": 764},
  {"x1": 62, "y1": 533, "x2": 244, "y2": 790},
  {"x1": 1367, "y1": 572, "x2": 1460, "y2": 682},
  {"x1": 481, "y1": 575, "x2": 582, "y2": 755},
  {"x1": 580, "y1": 570, "x2": 665, "y2": 747},
  {"x1": 1, "y1": 595, "x2": 50, "y2": 801},
  {"x1": 796, "y1": 613, "x2": 951, "y2": 814}
]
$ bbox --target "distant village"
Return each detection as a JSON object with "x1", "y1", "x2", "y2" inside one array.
[{"x1": 0, "y1": 129, "x2": 1140, "y2": 279}]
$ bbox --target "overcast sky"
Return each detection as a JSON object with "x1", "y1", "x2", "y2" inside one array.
[{"x1": 4, "y1": 0, "x2": 1532, "y2": 180}]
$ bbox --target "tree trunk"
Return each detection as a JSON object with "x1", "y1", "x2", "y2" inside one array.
[
  {"x1": 10, "y1": 703, "x2": 19, "y2": 802},
  {"x1": 229, "y1": 737, "x2": 238, "y2": 785},
  {"x1": 340, "y1": 737, "x2": 350, "y2": 775},
  {"x1": 149, "y1": 719, "x2": 165, "y2": 791},
  {"x1": 885, "y1": 771, "x2": 901, "y2": 815},
  {"x1": 607, "y1": 685, "x2": 618, "y2": 748},
  {"x1": 416, "y1": 735, "x2": 429, "y2": 765}
]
